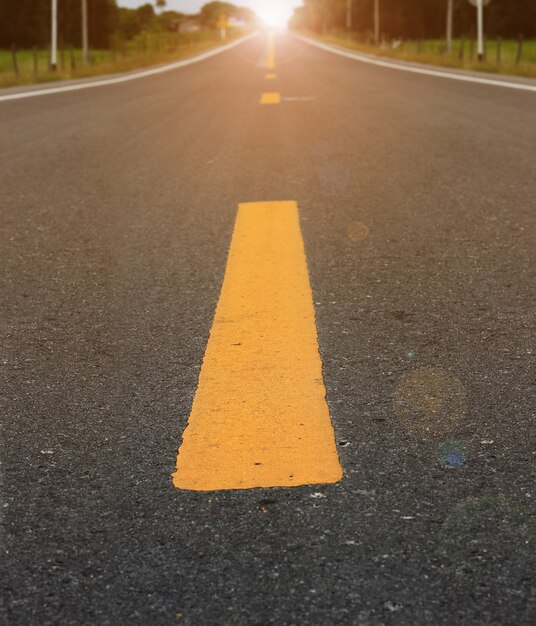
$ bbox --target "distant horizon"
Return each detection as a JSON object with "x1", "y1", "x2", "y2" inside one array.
[
  {"x1": 118, "y1": 0, "x2": 207, "y2": 13},
  {"x1": 118, "y1": 0, "x2": 301, "y2": 27}
]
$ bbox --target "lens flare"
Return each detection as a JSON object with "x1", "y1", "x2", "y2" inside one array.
[
  {"x1": 393, "y1": 367, "x2": 468, "y2": 437},
  {"x1": 438, "y1": 440, "x2": 468, "y2": 469},
  {"x1": 346, "y1": 221, "x2": 370, "y2": 242}
]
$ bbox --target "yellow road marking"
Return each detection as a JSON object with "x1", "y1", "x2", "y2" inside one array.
[
  {"x1": 266, "y1": 73, "x2": 277, "y2": 80},
  {"x1": 260, "y1": 92, "x2": 281, "y2": 105},
  {"x1": 173, "y1": 201, "x2": 343, "y2": 491},
  {"x1": 267, "y1": 32, "x2": 276, "y2": 69}
]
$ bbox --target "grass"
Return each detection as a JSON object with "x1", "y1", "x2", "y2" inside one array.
[
  {"x1": 304, "y1": 31, "x2": 536, "y2": 79},
  {"x1": 0, "y1": 30, "x2": 247, "y2": 89}
]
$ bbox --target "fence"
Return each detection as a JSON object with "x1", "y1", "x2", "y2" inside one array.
[
  {"x1": 330, "y1": 29, "x2": 536, "y2": 72},
  {"x1": 394, "y1": 34, "x2": 527, "y2": 66}
]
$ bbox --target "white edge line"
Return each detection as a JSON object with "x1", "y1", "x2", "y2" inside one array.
[
  {"x1": 0, "y1": 32, "x2": 258, "y2": 103},
  {"x1": 293, "y1": 34, "x2": 536, "y2": 93}
]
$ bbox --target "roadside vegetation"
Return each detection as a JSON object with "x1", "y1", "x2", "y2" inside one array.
[
  {"x1": 307, "y1": 32, "x2": 536, "y2": 79},
  {"x1": 290, "y1": 0, "x2": 536, "y2": 79},
  {"x1": 0, "y1": 1, "x2": 256, "y2": 89},
  {"x1": 0, "y1": 31, "x2": 246, "y2": 89}
]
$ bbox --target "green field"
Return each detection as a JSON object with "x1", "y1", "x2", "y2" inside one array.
[
  {"x1": 0, "y1": 30, "x2": 245, "y2": 89},
  {"x1": 309, "y1": 31, "x2": 536, "y2": 79}
]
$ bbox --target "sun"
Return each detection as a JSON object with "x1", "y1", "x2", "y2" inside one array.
[{"x1": 257, "y1": 3, "x2": 291, "y2": 29}]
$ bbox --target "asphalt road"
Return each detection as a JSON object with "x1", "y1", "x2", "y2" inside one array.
[{"x1": 1, "y1": 32, "x2": 536, "y2": 625}]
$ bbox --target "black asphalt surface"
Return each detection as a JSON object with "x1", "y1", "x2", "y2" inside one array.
[{"x1": 1, "y1": 32, "x2": 536, "y2": 625}]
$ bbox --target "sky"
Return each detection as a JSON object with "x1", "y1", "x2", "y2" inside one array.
[{"x1": 118, "y1": 0, "x2": 302, "y2": 28}]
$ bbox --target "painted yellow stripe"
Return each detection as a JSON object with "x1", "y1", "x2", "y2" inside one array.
[
  {"x1": 265, "y1": 73, "x2": 277, "y2": 80},
  {"x1": 260, "y1": 92, "x2": 281, "y2": 105},
  {"x1": 267, "y1": 32, "x2": 276, "y2": 69},
  {"x1": 173, "y1": 201, "x2": 343, "y2": 491}
]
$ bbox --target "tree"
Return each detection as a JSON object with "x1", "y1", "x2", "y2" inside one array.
[
  {"x1": 289, "y1": 0, "x2": 536, "y2": 39},
  {"x1": 200, "y1": 2, "x2": 235, "y2": 27},
  {"x1": 137, "y1": 3, "x2": 155, "y2": 29},
  {"x1": 0, "y1": 0, "x2": 118, "y2": 48},
  {"x1": 155, "y1": 0, "x2": 167, "y2": 12}
]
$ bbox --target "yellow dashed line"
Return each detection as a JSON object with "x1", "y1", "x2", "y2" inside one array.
[
  {"x1": 260, "y1": 92, "x2": 281, "y2": 105},
  {"x1": 173, "y1": 202, "x2": 343, "y2": 491}
]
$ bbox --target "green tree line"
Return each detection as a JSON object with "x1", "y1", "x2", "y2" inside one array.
[
  {"x1": 116, "y1": 2, "x2": 257, "y2": 41},
  {"x1": 199, "y1": 2, "x2": 256, "y2": 27},
  {"x1": 0, "y1": 0, "x2": 117, "y2": 48},
  {"x1": 0, "y1": 1, "x2": 256, "y2": 49},
  {"x1": 290, "y1": 0, "x2": 536, "y2": 39}
]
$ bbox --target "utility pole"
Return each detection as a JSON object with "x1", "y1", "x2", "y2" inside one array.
[
  {"x1": 82, "y1": 0, "x2": 89, "y2": 65},
  {"x1": 374, "y1": 0, "x2": 380, "y2": 45},
  {"x1": 51, "y1": 0, "x2": 58, "y2": 71},
  {"x1": 476, "y1": 0, "x2": 484, "y2": 61},
  {"x1": 446, "y1": 0, "x2": 453, "y2": 54},
  {"x1": 346, "y1": 0, "x2": 352, "y2": 36}
]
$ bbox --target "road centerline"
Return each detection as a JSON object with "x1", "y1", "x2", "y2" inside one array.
[
  {"x1": 260, "y1": 92, "x2": 281, "y2": 104},
  {"x1": 173, "y1": 201, "x2": 343, "y2": 491}
]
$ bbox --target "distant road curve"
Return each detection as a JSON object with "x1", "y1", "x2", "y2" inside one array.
[
  {"x1": 0, "y1": 32, "x2": 258, "y2": 104},
  {"x1": 294, "y1": 33, "x2": 536, "y2": 93}
]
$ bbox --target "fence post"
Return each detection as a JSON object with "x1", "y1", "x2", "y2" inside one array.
[
  {"x1": 515, "y1": 34, "x2": 523, "y2": 66},
  {"x1": 70, "y1": 46, "x2": 76, "y2": 70},
  {"x1": 469, "y1": 36, "x2": 474, "y2": 61},
  {"x1": 496, "y1": 37, "x2": 501, "y2": 65},
  {"x1": 11, "y1": 44, "x2": 19, "y2": 75},
  {"x1": 33, "y1": 46, "x2": 38, "y2": 75}
]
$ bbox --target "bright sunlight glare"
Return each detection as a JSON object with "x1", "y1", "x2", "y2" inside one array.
[{"x1": 256, "y1": 1, "x2": 293, "y2": 29}]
